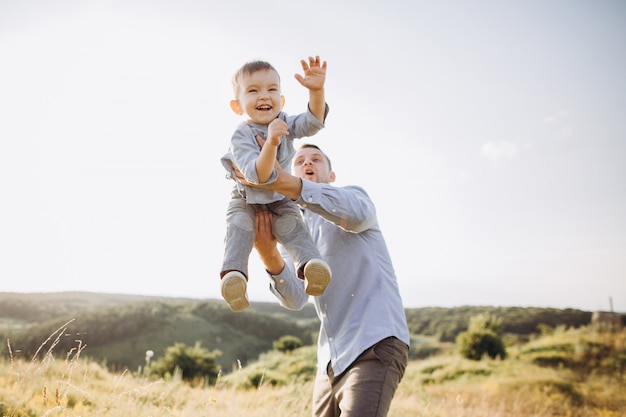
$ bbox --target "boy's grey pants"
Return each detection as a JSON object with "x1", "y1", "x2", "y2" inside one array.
[{"x1": 221, "y1": 193, "x2": 321, "y2": 278}]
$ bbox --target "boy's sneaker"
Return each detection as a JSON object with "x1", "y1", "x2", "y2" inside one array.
[
  {"x1": 303, "y1": 259, "x2": 332, "y2": 296},
  {"x1": 221, "y1": 271, "x2": 249, "y2": 312}
]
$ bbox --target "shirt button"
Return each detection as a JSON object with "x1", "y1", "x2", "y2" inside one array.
[
  {"x1": 308, "y1": 197, "x2": 314, "y2": 202},
  {"x1": 331, "y1": 208, "x2": 336, "y2": 213}
]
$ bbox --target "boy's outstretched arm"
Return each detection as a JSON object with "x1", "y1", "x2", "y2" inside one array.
[{"x1": 294, "y1": 56, "x2": 327, "y2": 123}]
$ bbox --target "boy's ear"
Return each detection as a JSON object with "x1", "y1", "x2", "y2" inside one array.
[
  {"x1": 230, "y1": 100, "x2": 243, "y2": 115},
  {"x1": 281, "y1": 95, "x2": 285, "y2": 108}
]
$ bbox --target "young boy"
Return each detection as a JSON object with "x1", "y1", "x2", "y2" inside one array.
[{"x1": 219, "y1": 56, "x2": 331, "y2": 312}]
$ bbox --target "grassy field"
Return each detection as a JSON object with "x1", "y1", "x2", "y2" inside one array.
[{"x1": 1, "y1": 326, "x2": 624, "y2": 416}]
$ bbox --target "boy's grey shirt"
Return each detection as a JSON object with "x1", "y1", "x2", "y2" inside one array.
[{"x1": 221, "y1": 105, "x2": 328, "y2": 205}]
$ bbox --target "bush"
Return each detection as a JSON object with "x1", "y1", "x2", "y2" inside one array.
[
  {"x1": 456, "y1": 313, "x2": 506, "y2": 360},
  {"x1": 149, "y1": 342, "x2": 222, "y2": 384},
  {"x1": 247, "y1": 370, "x2": 285, "y2": 388},
  {"x1": 273, "y1": 335, "x2": 303, "y2": 353}
]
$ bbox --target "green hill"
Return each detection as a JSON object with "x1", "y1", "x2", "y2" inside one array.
[
  {"x1": 0, "y1": 292, "x2": 318, "y2": 372},
  {"x1": 1, "y1": 292, "x2": 620, "y2": 375},
  {"x1": 405, "y1": 305, "x2": 596, "y2": 342}
]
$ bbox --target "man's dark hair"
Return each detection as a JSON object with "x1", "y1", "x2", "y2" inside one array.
[{"x1": 299, "y1": 144, "x2": 332, "y2": 171}]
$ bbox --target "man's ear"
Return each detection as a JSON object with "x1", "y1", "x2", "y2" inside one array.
[
  {"x1": 329, "y1": 171, "x2": 336, "y2": 183},
  {"x1": 230, "y1": 100, "x2": 243, "y2": 115}
]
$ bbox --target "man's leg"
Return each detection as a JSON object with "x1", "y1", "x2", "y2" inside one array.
[
  {"x1": 311, "y1": 363, "x2": 339, "y2": 417},
  {"x1": 334, "y1": 337, "x2": 409, "y2": 417}
]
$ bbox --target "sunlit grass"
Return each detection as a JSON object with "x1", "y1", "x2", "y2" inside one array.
[{"x1": 1, "y1": 326, "x2": 624, "y2": 416}]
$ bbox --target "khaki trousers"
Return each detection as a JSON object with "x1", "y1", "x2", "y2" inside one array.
[{"x1": 312, "y1": 336, "x2": 409, "y2": 417}]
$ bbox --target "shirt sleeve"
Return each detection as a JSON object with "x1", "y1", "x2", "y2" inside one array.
[
  {"x1": 227, "y1": 124, "x2": 270, "y2": 185},
  {"x1": 285, "y1": 103, "x2": 329, "y2": 137},
  {"x1": 267, "y1": 255, "x2": 310, "y2": 310},
  {"x1": 296, "y1": 180, "x2": 378, "y2": 233}
]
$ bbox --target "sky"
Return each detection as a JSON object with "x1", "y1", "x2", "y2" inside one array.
[{"x1": 1, "y1": 0, "x2": 625, "y2": 312}]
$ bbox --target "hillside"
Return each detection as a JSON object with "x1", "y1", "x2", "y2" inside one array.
[
  {"x1": 0, "y1": 291, "x2": 318, "y2": 326},
  {"x1": 0, "y1": 292, "x2": 621, "y2": 375},
  {"x1": 0, "y1": 293, "x2": 318, "y2": 373},
  {"x1": 405, "y1": 305, "x2": 597, "y2": 342}
]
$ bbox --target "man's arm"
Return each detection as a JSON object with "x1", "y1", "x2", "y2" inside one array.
[
  {"x1": 234, "y1": 162, "x2": 303, "y2": 201},
  {"x1": 235, "y1": 154, "x2": 375, "y2": 233},
  {"x1": 261, "y1": 168, "x2": 303, "y2": 200},
  {"x1": 254, "y1": 210, "x2": 309, "y2": 310}
]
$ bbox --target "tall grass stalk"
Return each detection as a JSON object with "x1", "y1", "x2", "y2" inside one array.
[{"x1": 1, "y1": 327, "x2": 624, "y2": 416}]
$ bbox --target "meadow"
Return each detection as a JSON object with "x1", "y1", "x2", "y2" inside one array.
[{"x1": 1, "y1": 325, "x2": 624, "y2": 417}]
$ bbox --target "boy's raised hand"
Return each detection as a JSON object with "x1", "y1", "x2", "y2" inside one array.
[{"x1": 294, "y1": 56, "x2": 327, "y2": 91}]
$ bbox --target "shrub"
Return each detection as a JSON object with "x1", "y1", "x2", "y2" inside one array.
[
  {"x1": 247, "y1": 370, "x2": 285, "y2": 388},
  {"x1": 457, "y1": 330, "x2": 506, "y2": 360},
  {"x1": 149, "y1": 342, "x2": 222, "y2": 384},
  {"x1": 456, "y1": 313, "x2": 506, "y2": 360},
  {"x1": 273, "y1": 335, "x2": 303, "y2": 353}
]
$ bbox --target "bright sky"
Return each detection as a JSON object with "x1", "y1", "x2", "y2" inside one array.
[{"x1": 1, "y1": 0, "x2": 625, "y2": 312}]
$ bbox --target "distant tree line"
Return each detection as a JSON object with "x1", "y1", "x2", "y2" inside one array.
[{"x1": 404, "y1": 306, "x2": 594, "y2": 342}]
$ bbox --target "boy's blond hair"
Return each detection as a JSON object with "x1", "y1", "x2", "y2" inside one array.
[{"x1": 232, "y1": 60, "x2": 280, "y2": 97}]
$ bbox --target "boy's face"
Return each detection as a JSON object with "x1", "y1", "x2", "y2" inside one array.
[{"x1": 231, "y1": 68, "x2": 284, "y2": 125}]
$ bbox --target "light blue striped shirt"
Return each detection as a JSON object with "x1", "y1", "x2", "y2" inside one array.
[
  {"x1": 221, "y1": 106, "x2": 328, "y2": 204},
  {"x1": 269, "y1": 179, "x2": 410, "y2": 375}
]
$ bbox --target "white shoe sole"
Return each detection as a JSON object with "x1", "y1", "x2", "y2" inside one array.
[
  {"x1": 303, "y1": 259, "x2": 331, "y2": 296},
  {"x1": 221, "y1": 271, "x2": 249, "y2": 312}
]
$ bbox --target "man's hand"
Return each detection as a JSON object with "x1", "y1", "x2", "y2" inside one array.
[
  {"x1": 232, "y1": 164, "x2": 250, "y2": 185},
  {"x1": 231, "y1": 160, "x2": 282, "y2": 187},
  {"x1": 294, "y1": 56, "x2": 327, "y2": 92},
  {"x1": 254, "y1": 210, "x2": 277, "y2": 251},
  {"x1": 253, "y1": 210, "x2": 285, "y2": 275}
]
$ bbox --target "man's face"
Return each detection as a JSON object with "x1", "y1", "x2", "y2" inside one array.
[
  {"x1": 233, "y1": 69, "x2": 283, "y2": 125},
  {"x1": 293, "y1": 147, "x2": 334, "y2": 184}
]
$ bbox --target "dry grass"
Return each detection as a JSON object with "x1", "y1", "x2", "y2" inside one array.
[
  {"x1": 0, "y1": 353, "x2": 313, "y2": 416},
  {"x1": 1, "y1": 326, "x2": 624, "y2": 416},
  {"x1": 390, "y1": 344, "x2": 626, "y2": 417}
]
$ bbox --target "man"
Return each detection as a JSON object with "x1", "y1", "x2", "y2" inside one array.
[{"x1": 245, "y1": 143, "x2": 410, "y2": 417}]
